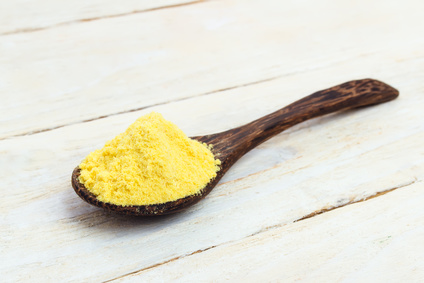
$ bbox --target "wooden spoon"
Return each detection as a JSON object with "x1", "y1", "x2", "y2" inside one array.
[{"x1": 72, "y1": 78, "x2": 398, "y2": 216}]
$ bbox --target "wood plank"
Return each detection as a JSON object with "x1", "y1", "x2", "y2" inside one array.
[
  {"x1": 0, "y1": 0, "x2": 199, "y2": 35},
  {"x1": 1, "y1": 0, "x2": 423, "y2": 139},
  {"x1": 1, "y1": 55, "x2": 423, "y2": 281},
  {"x1": 118, "y1": 181, "x2": 424, "y2": 282}
]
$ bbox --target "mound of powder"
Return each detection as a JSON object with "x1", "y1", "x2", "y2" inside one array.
[{"x1": 79, "y1": 112, "x2": 220, "y2": 206}]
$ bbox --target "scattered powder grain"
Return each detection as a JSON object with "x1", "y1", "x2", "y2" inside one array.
[{"x1": 79, "y1": 112, "x2": 220, "y2": 206}]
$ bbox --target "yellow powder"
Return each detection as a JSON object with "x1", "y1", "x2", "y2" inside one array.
[{"x1": 79, "y1": 112, "x2": 220, "y2": 206}]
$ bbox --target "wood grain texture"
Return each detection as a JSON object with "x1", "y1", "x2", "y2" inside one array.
[
  {"x1": 117, "y1": 181, "x2": 424, "y2": 282},
  {"x1": 1, "y1": 0, "x2": 424, "y2": 281},
  {"x1": 0, "y1": 0, "x2": 423, "y2": 139},
  {"x1": 2, "y1": 59, "x2": 423, "y2": 281},
  {"x1": 0, "y1": 0, "x2": 200, "y2": 35},
  {"x1": 72, "y1": 79, "x2": 398, "y2": 216}
]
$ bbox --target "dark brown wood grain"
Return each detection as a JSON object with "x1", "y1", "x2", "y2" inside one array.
[{"x1": 72, "y1": 78, "x2": 399, "y2": 216}]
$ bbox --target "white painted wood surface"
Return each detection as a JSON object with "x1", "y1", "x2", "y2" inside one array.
[
  {"x1": 118, "y1": 181, "x2": 424, "y2": 283},
  {"x1": 1, "y1": 0, "x2": 423, "y2": 139},
  {"x1": 0, "y1": 0, "x2": 197, "y2": 35},
  {"x1": 1, "y1": 0, "x2": 423, "y2": 282}
]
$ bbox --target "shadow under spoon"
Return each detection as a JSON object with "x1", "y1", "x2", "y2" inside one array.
[{"x1": 72, "y1": 78, "x2": 399, "y2": 216}]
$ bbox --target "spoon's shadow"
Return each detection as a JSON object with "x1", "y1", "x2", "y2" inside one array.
[{"x1": 63, "y1": 187, "x2": 191, "y2": 234}]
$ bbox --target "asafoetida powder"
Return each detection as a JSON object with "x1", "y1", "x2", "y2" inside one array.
[{"x1": 79, "y1": 112, "x2": 221, "y2": 206}]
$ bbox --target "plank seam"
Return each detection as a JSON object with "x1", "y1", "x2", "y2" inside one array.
[
  {"x1": 103, "y1": 245, "x2": 217, "y2": 282},
  {"x1": 0, "y1": 0, "x2": 209, "y2": 36},
  {"x1": 104, "y1": 178, "x2": 421, "y2": 282},
  {"x1": 0, "y1": 76, "x2": 280, "y2": 141},
  {"x1": 294, "y1": 178, "x2": 420, "y2": 222}
]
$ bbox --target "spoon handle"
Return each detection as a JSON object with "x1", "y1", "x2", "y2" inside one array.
[{"x1": 220, "y1": 79, "x2": 398, "y2": 158}]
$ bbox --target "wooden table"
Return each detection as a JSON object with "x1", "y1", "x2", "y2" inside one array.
[{"x1": 2, "y1": 0, "x2": 423, "y2": 281}]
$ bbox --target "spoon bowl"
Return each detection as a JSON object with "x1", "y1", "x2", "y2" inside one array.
[{"x1": 72, "y1": 78, "x2": 399, "y2": 216}]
